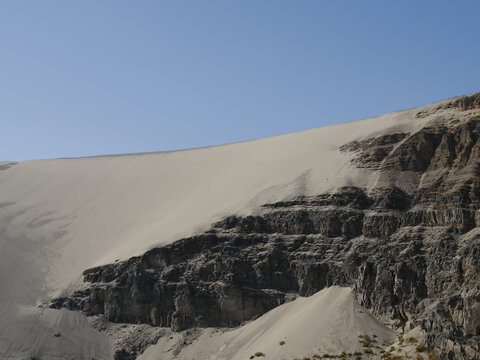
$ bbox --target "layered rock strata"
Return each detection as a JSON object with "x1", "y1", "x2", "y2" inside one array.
[{"x1": 51, "y1": 99, "x2": 480, "y2": 359}]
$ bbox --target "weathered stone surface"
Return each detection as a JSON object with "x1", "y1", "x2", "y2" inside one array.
[
  {"x1": 50, "y1": 100, "x2": 480, "y2": 359},
  {"x1": 339, "y1": 133, "x2": 408, "y2": 169},
  {"x1": 417, "y1": 93, "x2": 480, "y2": 118}
]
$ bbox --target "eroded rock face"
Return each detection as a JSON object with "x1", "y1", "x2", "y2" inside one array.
[
  {"x1": 416, "y1": 93, "x2": 480, "y2": 118},
  {"x1": 339, "y1": 133, "x2": 408, "y2": 169},
  {"x1": 50, "y1": 102, "x2": 480, "y2": 359}
]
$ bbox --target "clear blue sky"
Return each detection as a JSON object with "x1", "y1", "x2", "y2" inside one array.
[{"x1": 1, "y1": 1, "x2": 479, "y2": 160}]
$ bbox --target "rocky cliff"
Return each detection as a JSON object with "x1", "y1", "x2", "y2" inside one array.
[{"x1": 50, "y1": 94, "x2": 480, "y2": 359}]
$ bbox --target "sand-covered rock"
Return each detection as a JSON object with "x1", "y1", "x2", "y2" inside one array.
[
  {"x1": 2, "y1": 92, "x2": 480, "y2": 359},
  {"x1": 52, "y1": 108, "x2": 480, "y2": 358}
]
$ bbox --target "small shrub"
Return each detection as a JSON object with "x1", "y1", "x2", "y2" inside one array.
[
  {"x1": 250, "y1": 356, "x2": 254, "y2": 359},
  {"x1": 363, "y1": 348, "x2": 373, "y2": 354},
  {"x1": 407, "y1": 336, "x2": 418, "y2": 344},
  {"x1": 279, "y1": 340, "x2": 285, "y2": 346},
  {"x1": 416, "y1": 344, "x2": 425, "y2": 353},
  {"x1": 254, "y1": 352, "x2": 265, "y2": 357},
  {"x1": 428, "y1": 351, "x2": 438, "y2": 360},
  {"x1": 381, "y1": 353, "x2": 404, "y2": 360}
]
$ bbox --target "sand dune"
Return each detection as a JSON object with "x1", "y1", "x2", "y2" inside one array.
[
  {"x1": 139, "y1": 287, "x2": 395, "y2": 360},
  {"x1": 0, "y1": 96, "x2": 452, "y2": 359}
]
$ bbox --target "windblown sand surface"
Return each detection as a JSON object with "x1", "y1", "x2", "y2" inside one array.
[
  {"x1": 0, "y1": 97, "x2": 448, "y2": 359},
  {"x1": 139, "y1": 286, "x2": 395, "y2": 360}
]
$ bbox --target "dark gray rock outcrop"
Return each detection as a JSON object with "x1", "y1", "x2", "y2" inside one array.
[
  {"x1": 50, "y1": 103, "x2": 480, "y2": 359},
  {"x1": 417, "y1": 93, "x2": 480, "y2": 118}
]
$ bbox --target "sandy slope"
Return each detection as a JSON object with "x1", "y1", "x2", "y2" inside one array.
[
  {"x1": 0, "y1": 97, "x2": 448, "y2": 359},
  {"x1": 139, "y1": 287, "x2": 395, "y2": 360}
]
